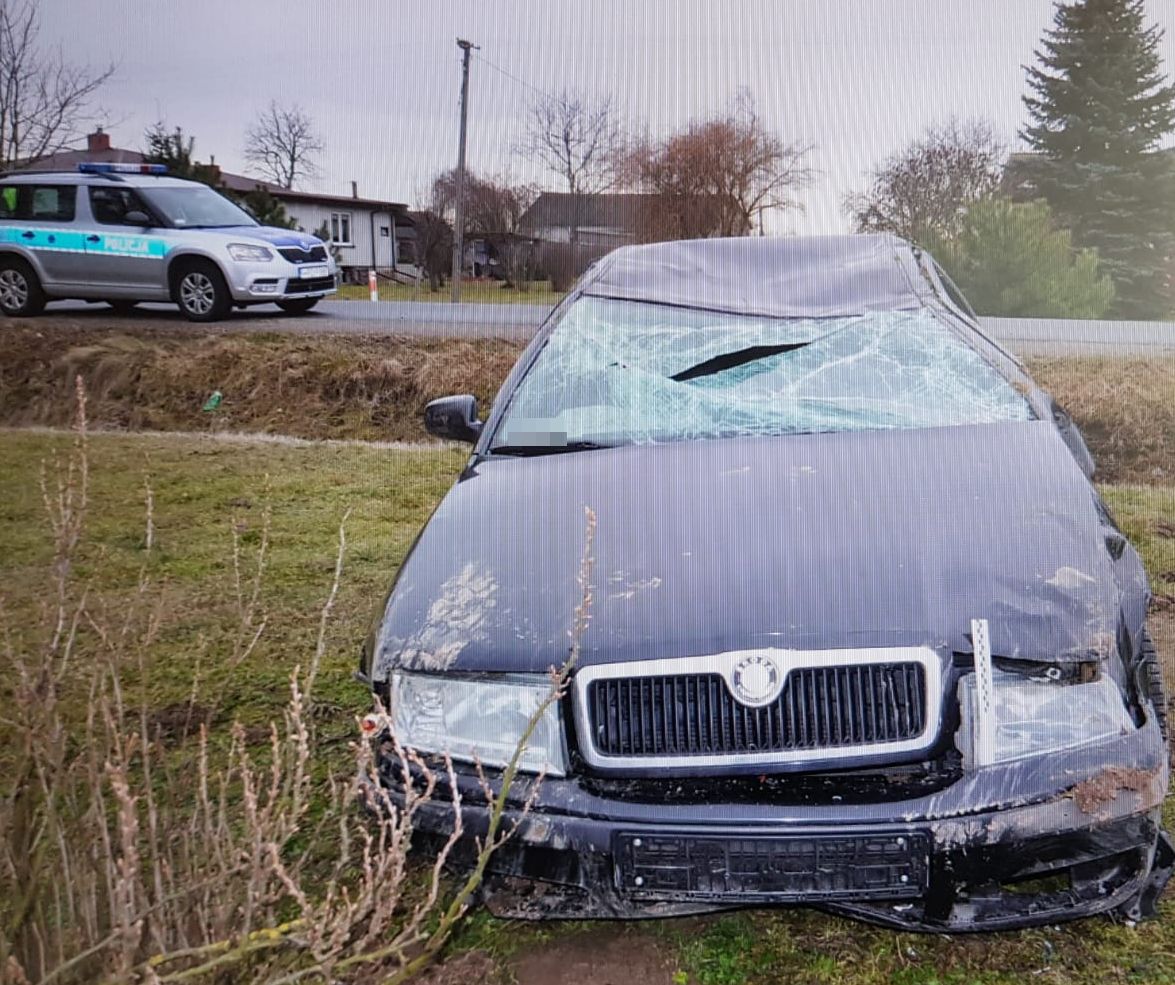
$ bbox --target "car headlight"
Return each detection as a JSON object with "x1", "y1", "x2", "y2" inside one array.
[
  {"x1": 227, "y1": 243, "x2": 274, "y2": 262},
  {"x1": 956, "y1": 666, "x2": 1133, "y2": 767},
  {"x1": 390, "y1": 671, "x2": 566, "y2": 777}
]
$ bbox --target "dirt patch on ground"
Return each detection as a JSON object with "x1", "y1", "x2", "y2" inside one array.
[
  {"x1": 510, "y1": 927, "x2": 676, "y2": 985},
  {"x1": 409, "y1": 950, "x2": 501, "y2": 985},
  {"x1": 1, "y1": 320, "x2": 1173, "y2": 483}
]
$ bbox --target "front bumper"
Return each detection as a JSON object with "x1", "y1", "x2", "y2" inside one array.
[
  {"x1": 224, "y1": 257, "x2": 338, "y2": 303},
  {"x1": 373, "y1": 722, "x2": 1173, "y2": 932}
]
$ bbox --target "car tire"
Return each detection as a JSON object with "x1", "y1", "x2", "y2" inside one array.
[
  {"x1": 276, "y1": 298, "x2": 319, "y2": 315},
  {"x1": 1142, "y1": 630, "x2": 1168, "y2": 741},
  {"x1": 0, "y1": 256, "x2": 46, "y2": 317},
  {"x1": 172, "y1": 260, "x2": 231, "y2": 322},
  {"x1": 106, "y1": 300, "x2": 139, "y2": 315}
]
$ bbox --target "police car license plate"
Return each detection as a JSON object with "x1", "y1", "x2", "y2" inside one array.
[{"x1": 299, "y1": 265, "x2": 329, "y2": 279}]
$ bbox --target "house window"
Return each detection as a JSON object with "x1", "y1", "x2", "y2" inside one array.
[
  {"x1": 379, "y1": 225, "x2": 390, "y2": 237},
  {"x1": 329, "y1": 212, "x2": 352, "y2": 245}
]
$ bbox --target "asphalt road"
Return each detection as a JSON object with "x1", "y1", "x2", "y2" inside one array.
[{"x1": 29, "y1": 299, "x2": 1175, "y2": 356}]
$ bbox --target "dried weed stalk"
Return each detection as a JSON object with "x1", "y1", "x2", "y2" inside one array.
[{"x1": 0, "y1": 378, "x2": 596, "y2": 985}]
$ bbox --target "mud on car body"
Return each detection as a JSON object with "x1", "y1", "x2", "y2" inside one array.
[
  {"x1": 0, "y1": 163, "x2": 337, "y2": 321},
  {"x1": 359, "y1": 234, "x2": 1173, "y2": 931}
]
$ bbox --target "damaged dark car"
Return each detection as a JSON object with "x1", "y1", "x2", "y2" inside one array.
[{"x1": 359, "y1": 233, "x2": 1172, "y2": 932}]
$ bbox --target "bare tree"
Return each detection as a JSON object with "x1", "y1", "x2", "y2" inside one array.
[
  {"x1": 0, "y1": 0, "x2": 114, "y2": 169},
  {"x1": 844, "y1": 118, "x2": 1006, "y2": 244},
  {"x1": 520, "y1": 88, "x2": 622, "y2": 244},
  {"x1": 244, "y1": 100, "x2": 323, "y2": 189},
  {"x1": 431, "y1": 169, "x2": 540, "y2": 287},
  {"x1": 623, "y1": 90, "x2": 814, "y2": 241},
  {"x1": 432, "y1": 169, "x2": 537, "y2": 236}
]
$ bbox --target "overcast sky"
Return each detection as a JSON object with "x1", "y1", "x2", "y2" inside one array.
[{"x1": 37, "y1": 0, "x2": 1175, "y2": 233}]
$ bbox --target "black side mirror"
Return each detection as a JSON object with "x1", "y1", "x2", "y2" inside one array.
[
  {"x1": 424, "y1": 395, "x2": 483, "y2": 443},
  {"x1": 123, "y1": 210, "x2": 152, "y2": 227},
  {"x1": 1049, "y1": 396, "x2": 1096, "y2": 480}
]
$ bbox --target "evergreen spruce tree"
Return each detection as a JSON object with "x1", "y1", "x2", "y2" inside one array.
[
  {"x1": 1022, "y1": 0, "x2": 1175, "y2": 318},
  {"x1": 142, "y1": 123, "x2": 222, "y2": 187}
]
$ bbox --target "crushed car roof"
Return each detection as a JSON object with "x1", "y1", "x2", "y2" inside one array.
[{"x1": 579, "y1": 233, "x2": 942, "y2": 319}]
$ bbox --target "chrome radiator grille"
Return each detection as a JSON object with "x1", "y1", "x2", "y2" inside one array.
[{"x1": 573, "y1": 648, "x2": 940, "y2": 771}]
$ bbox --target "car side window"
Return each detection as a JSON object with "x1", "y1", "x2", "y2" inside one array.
[
  {"x1": 0, "y1": 185, "x2": 19, "y2": 219},
  {"x1": 30, "y1": 186, "x2": 76, "y2": 221},
  {"x1": 89, "y1": 186, "x2": 150, "y2": 226},
  {"x1": 0, "y1": 184, "x2": 77, "y2": 221}
]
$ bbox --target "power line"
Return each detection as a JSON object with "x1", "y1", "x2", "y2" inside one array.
[{"x1": 473, "y1": 52, "x2": 551, "y2": 100}]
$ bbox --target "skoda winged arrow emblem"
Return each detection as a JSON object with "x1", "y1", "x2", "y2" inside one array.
[{"x1": 730, "y1": 652, "x2": 783, "y2": 707}]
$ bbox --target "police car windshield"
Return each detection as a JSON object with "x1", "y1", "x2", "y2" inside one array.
[{"x1": 140, "y1": 186, "x2": 256, "y2": 229}]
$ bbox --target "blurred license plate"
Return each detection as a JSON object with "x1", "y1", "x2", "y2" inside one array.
[
  {"x1": 615, "y1": 832, "x2": 929, "y2": 900},
  {"x1": 299, "y1": 265, "x2": 329, "y2": 279}
]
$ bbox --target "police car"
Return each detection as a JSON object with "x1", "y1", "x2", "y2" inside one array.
[{"x1": 0, "y1": 163, "x2": 338, "y2": 321}]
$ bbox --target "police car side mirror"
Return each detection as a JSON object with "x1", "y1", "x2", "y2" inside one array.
[{"x1": 124, "y1": 210, "x2": 152, "y2": 227}]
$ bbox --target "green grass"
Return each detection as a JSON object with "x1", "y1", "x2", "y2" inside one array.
[
  {"x1": 333, "y1": 279, "x2": 564, "y2": 306},
  {"x1": 0, "y1": 432, "x2": 466, "y2": 737},
  {"x1": 1, "y1": 431, "x2": 1173, "y2": 985}
]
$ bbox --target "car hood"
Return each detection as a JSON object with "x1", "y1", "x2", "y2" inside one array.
[
  {"x1": 371, "y1": 420, "x2": 1147, "y2": 679},
  {"x1": 219, "y1": 226, "x2": 325, "y2": 250}
]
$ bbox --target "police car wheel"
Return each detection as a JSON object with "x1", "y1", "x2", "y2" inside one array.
[
  {"x1": 174, "y1": 262, "x2": 230, "y2": 322},
  {"x1": 0, "y1": 258, "x2": 45, "y2": 317},
  {"x1": 276, "y1": 299, "x2": 319, "y2": 315}
]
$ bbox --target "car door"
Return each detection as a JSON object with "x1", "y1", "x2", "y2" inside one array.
[
  {"x1": 0, "y1": 182, "x2": 89, "y2": 290},
  {"x1": 83, "y1": 185, "x2": 169, "y2": 295}
]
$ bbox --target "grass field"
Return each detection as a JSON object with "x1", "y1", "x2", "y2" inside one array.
[
  {"x1": 1, "y1": 429, "x2": 1173, "y2": 984},
  {"x1": 334, "y1": 279, "x2": 565, "y2": 306}
]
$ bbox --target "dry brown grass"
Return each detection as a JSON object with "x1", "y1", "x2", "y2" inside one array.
[
  {"x1": 0, "y1": 325, "x2": 520, "y2": 444},
  {"x1": 0, "y1": 381, "x2": 582, "y2": 985},
  {"x1": 1027, "y1": 356, "x2": 1175, "y2": 485}
]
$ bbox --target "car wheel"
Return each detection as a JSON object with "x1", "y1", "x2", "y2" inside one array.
[
  {"x1": 0, "y1": 257, "x2": 46, "y2": 317},
  {"x1": 106, "y1": 300, "x2": 139, "y2": 315},
  {"x1": 173, "y1": 261, "x2": 231, "y2": 322},
  {"x1": 276, "y1": 298, "x2": 319, "y2": 315},
  {"x1": 1142, "y1": 630, "x2": 1168, "y2": 741}
]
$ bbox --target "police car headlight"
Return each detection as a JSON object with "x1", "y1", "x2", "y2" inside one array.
[
  {"x1": 227, "y1": 243, "x2": 274, "y2": 262},
  {"x1": 390, "y1": 671, "x2": 566, "y2": 777}
]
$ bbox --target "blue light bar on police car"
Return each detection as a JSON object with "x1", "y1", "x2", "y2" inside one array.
[{"x1": 77, "y1": 162, "x2": 168, "y2": 175}]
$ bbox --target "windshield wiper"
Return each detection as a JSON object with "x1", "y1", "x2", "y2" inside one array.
[
  {"x1": 489, "y1": 440, "x2": 617, "y2": 457},
  {"x1": 670, "y1": 342, "x2": 813, "y2": 382}
]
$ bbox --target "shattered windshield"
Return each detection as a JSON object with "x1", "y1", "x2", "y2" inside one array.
[{"x1": 492, "y1": 297, "x2": 1032, "y2": 449}]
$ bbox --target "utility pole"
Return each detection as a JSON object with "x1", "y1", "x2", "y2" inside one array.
[{"x1": 451, "y1": 38, "x2": 477, "y2": 303}]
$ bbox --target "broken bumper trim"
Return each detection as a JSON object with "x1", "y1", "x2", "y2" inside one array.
[{"x1": 374, "y1": 724, "x2": 1171, "y2": 931}]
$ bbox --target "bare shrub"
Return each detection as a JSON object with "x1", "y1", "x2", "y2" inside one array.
[
  {"x1": 844, "y1": 117, "x2": 1006, "y2": 245},
  {"x1": 623, "y1": 89, "x2": 815, "y2": 240},
  {"x1": 538, "y1": 241, "x2": 605, "y2": 292},
  {"x1": 0, "y1": 379, "x2": 592, "y2": 984}
]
